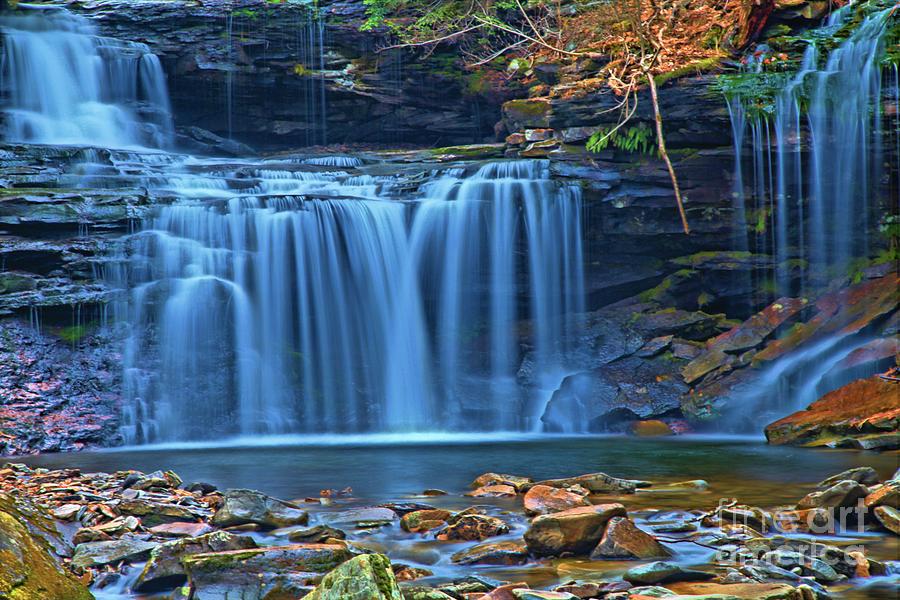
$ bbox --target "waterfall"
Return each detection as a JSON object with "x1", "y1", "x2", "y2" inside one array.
[
  {"x1": 0, "y1": 5, "x2": 173, "y2": 149},
  {"x1": 115, "y1": 159, "x2": 585, "y2": 443},
  {"x1": 726, "y1": 6, "x2": 893, "y2": 295},
  {"x1": 721, "y1": 5, "x2": 896, "y2": 427}
]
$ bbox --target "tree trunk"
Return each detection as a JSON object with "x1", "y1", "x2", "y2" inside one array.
[{"x1": 647, "y1": 72, "x2": 690, "y2": 235}]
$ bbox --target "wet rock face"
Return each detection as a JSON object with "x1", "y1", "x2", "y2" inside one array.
[
  {"x1": 0, "y1": 492, "x2": 93, "y2": 600},
  {"x1": 0, "y1": 320, "x2": 122, "y2": 455},
  {"x1": 69, "y1": 0, "x2": 502, "y2": 150},
  {"x1": 764, "y1": 376, "x2": 900, "y2": 449}
]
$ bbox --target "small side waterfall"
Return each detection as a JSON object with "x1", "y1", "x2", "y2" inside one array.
[
  {"x1": 115, "y1": 160, "x2": 584, "y2": 443},
  {"x1": 0, "y1": 5, "x2": 174, "y2": 148},
  {"x1": 721, "y1": 5, "x2": 897, "y2": 427},
  {"x1": 726, "y1": 6, "x2": 893, "y2": 296}
]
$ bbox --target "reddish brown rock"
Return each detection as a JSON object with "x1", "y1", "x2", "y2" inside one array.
[
  {"x1": 590, "y1": 516, "x2": 671, "y2": 560},
  {"x1": 400, "y1": 509, "x2": 452, "y2": 533},
  {"x1": 874, "y1": 506, "x2": 900, "y2": 535},
  {"x1": 765, "y1": 376, "x2": 900, "y2": 448},
  {"x1": 470, "y1": 473, "x2": 533, "y2": 492},
  {"x1": 466, "y1": 484, "x2": 518, "y2": 498},
  {"x1": 482, "y1": 582, "x2": 530, "y2": 600},
  {"x1": 523, "y1": 503, "x2": 626, "y2": 557},
  {"x1": 149, "y1": 522, "x2": 215, "y2": 538},
  {"x1": 797, "y1": 480, "x2": 869, "y2": 510},
  {"x1": 865, "y1": 480, "x2": 899, "y2": 509},
  {"x1": 523, "y1": 485, "x2": 590, "y2": 516},
  {"x1": 666, "y1": 582, "x2": 805, "y2": 599},
  {"x1": 437, "y1": 514, "x2": 509, "y2": 541}
]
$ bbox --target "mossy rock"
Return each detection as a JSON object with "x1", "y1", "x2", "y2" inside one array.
[
  {"x1": 0, "y1": 492, "x2": 93, "y2": 600},
  {"x1": 305, "y1": 553, "x2": 402, "y2": 600}
]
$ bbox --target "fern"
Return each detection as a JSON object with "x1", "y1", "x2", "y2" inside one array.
[{"x1": 586, "y1": 123, "x2": 656, "y2": 155}]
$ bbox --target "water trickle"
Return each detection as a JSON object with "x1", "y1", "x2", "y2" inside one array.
[
  {"x1": 0, "y1": 5, "x2": 174, "y2": 149},
  {"x1": 114, "y1": 159, "x2": 585, "y2": 443},
  {"x1": 726, "y1": 6, "x2": 893, "y2": 295}
]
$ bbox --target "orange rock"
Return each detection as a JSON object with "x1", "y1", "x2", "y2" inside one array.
[
  {"x1": 765, "y1": 376, "x2": 900, "y2": 447},
  {"x1": 466, "y1": 484, "x2": 517, "y2": 498},
  {"x1": 631, "y1": 420, "x2": 674, "y2": 437},
  {"x1": 523, "y1": 484, "x2": 590, "y2": 516}
]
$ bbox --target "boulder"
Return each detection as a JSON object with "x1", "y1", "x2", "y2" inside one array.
[
  {"x1": 523, "y1": 485, "x2": 590, "y2": 516},
  {"x1": 873, "y1": 506, "x2": 900, "y2": 535},
  {"x1": 117, "y1": 498, "x2": 205, "y2": 526},
  {"x1": 438, "y1": 514, "x2": 509, "y2": 541},
  {"x1": 185, "y1": 544, "x2": 354, "y2": 600},
  {"x1": 761, "y1": 549, "x2": 842, "y2": 583},
  {"x1": 287, "y1": 525, "x2": 347, "y2": 544},
  {"x1": 451, "y1": 540, "x2": 529, "y2": 565},
  {"x1": 304, "y1": 553, "x2": 402, "y2": 600},
  {"x1": 589, "y1": 516, "x2": 671, "y2": 560},
  {"x1": 71, "y1": 537, "x2": 158, "y2": 570},
  {"x1": 325, "y1": 507, "x2": 398, "y2": 528},
  {"x1": 0, "y1": 492, "x2": 93, "y2": 600},
  {"x1": 817, "y1": 467, "x2": 880, "y2": 488},
  {"x1": 211, "y1": 489, "x2": 309, "y2": 529},
  {"x1": 865, "y1": 480, "x2": 899, "y2": 509},
  {"x1": 401, "y1": 509, "x2": 452, "y2": 533},
  {"x1": 471, "y1": 473, "x2": 533, "y2": 492},
  {"x1": 524, "y1": 503, "x2": 626, "y2": 556},
  {"x1": 623, "y1": 561, "x2": 715, "y2": 585},
  {"x1": 541, "y1": 356, "x2": 688, "y2": 432},
  {"x1": 534, "y1": 472, "x2": 649, "y2": 494},
  {"x1": 631, "y1": 420, "x2": 675, "y2": 436},
  {"x1": 134, "y1": 531, "x2": 257, "y2": 592},
  {"x1": 512, "y1": 591, "x2": 577, "y2": 600},
  {"x1": 666, "y1": 582, "x2": 805, "y2": 599},
  {"x1": 797, "y1": 480, "x2": 869, "y2": 509},
  {"x1": 466, "y1": 484, "x2": 518, "y2": 498},
  {"x1": 765, "y1": 376, "x2": 900, "y2": 448}
]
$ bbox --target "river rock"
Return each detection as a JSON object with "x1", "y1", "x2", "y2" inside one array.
[
  {"x1": 71, "y1": 536, "x2": 158, "y2": 570},
  {"x1": 623, "y1": 561, "x2": 715, "y2": 585},
  {"x1": 590, "y1": 516, "x2": 671, "y2": 560},
  {"x1": 304, "y1": 553, "x2": 402, "y2": 600},
  {"x1": 762, "y1": 549, "x2": 842, "y2": 583},
  {"x1": 523, "y1": 484, "x2": 590, "y2": 516},
  {"x1": 631, "y1": 420, "x2": 675, "y2": 436},
  {"x1": 438, "y1": 514, "x2": 510, "y2": 541},
  {"x1": 873, "y1": 505, "x2": 900, "y2": 535},
  {"x1": 797, "y1": 480, "x2": 869, "y2": 509},
  {"x1": 512, "y1": 591, "x2": 577, "y2": 600},
  {"x1": 534, "y1": 472, "x2": 649, "y2": 494},
  {"x1": 451, "y1": 540, "x2": 529, "y2": 565},
  {"x1": 401, "y1": 509, "x2": 453, "y2": 533},
  {"x1": 133, "y1": 531, "x2": 258, "y2": 592},
  {"x1": 118, "y1": 497, "x2": 204, "y2": 526},
  {"x1": 865, "y1": 479, "x2": 899, "y2": 509},
  {"x1": 185, "y1": 543, "x2": 355, "y2": 600},
  {"x1": 817, "y1": 467, "x2": 881, "y2": 488},
  {"x1": 666, "y1": 582, "x2": 806, "y2": 599},
  {"x1": 524, "y1": 503, "x2": 626, "y2": 556},
  {"x1": 211, "y1": 488, "x2": 309, "y2": 529},
  {"x1": 0, "y1": 492, "x2": 93, "y2": 600},
  {"x1": 287, "y1": 525, "x2": 347, "y2": 543},
  {"x1": 149, "y1": 521, "x2": 216, "y2": 538},
  {"x1": 471, "y1": 473, "x2": 534, "y2": 492},
  {"x1": 467, "y1": 484, "x2": 518, "y2": 498},
  {"x1": 765, "y1": 376, "x2": 900, "y2": 448},
  {"x1": 325, "y1": 507, "x2": 398, "y2": 528}
]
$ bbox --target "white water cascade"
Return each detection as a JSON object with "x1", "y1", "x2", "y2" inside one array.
[
  {"x1": 722, "y1": 5, "x2": 897, "y2": 428},
  {"x1": 726, "y1": 6, "x2": 894, "y2": 297},
  {"x1": 114, "y1": 159, "x2": 585, "y2": 443},
  {"x1": 0, "y1": 5, "x2": 173, "y2": 148}
]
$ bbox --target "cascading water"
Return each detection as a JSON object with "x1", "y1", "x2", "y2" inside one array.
[
  {"x1": 0, "y1": 5, "x2": 174, "y2": 149},
  {"x1": 722, "y1": 5, "x2": 897, "y2": 426},
  {"x1": 114, "y1": 159, "x2": 585, "y2": 443},
  {"x1": 726, "y1": 6, "x2": 894, "y2": 295}
]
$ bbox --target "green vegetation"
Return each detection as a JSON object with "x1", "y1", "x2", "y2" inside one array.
[{"x1": 586, "y1": 122, "x2": 655, "y2": 155}]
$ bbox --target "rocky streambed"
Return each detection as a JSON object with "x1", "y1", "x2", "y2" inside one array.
[{"x1": 3, "y1": 437, "x2": 899, "y2": 600}]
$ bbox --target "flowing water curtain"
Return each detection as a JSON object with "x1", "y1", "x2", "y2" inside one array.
[
  {"x1": 723, "y1": 6, "x2": 894, "y2": 298},
  {"x1": 0, "y1": 6, "x2": 173, "y2": 148},
  {"x1": 118, "y1": 161, "x2": 585, "y2": 442}
]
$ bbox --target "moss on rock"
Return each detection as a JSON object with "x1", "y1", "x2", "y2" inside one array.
[
  {"x1": 304, "y1": 553, "x2": 402, "y2": 600},
  {"x1": 0, "y1": 493, "x2": 93, "y2": 600}
]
